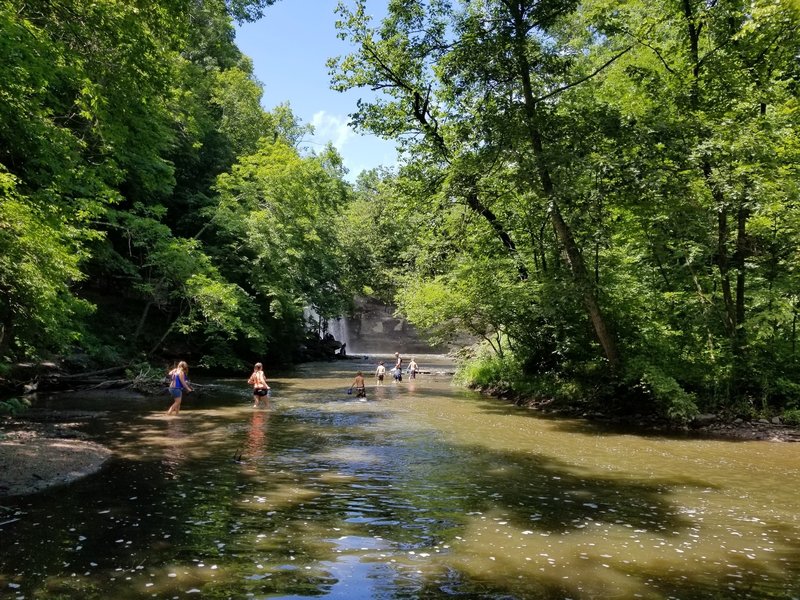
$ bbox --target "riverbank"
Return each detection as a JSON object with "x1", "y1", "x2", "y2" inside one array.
[
  {"x1": 510, "y1": 395, "x2": 800, "y2": 442},
  {"x1": 0, "y1": 409, "x2": 112, "y2": 498}
]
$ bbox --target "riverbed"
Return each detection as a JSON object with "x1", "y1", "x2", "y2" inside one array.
[{"x1": 1, "y1": 357, "x2": 799, "y2": 599}]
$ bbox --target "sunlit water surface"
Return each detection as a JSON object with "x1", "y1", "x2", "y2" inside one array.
[{"x1": 1, "y1": 357, "x2": 799, "y2": 599}]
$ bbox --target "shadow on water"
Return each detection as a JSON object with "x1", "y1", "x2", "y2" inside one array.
[
  {"x1": 2, "y1": 373, "x2": 799, "y2": 599},
  {"x1": 460, "y1": 391, "x2": 769, "y2": 444}
]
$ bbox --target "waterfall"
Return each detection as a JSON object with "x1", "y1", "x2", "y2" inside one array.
[
  {"x1": 302, "y1": 306, "x2": 352, "y2": 353},
  {"x1": 326, "y1": 317, "x2": 350, "y2": 350},
  {"x1": 303, "y1": 298, "x2": 446, "y2": 356}
]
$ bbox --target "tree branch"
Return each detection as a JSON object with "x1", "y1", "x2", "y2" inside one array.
[{"x1": 533, "y1": 45, "x2": 634, "y2": 104}]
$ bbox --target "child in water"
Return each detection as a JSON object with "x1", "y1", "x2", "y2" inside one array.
[
  {"x1": 349, "y1": 371, "x2": 367, "y2": 400},
  {"x1": 407, "y1": 357, "x2": 418, "y2": 379},
  {"x1": 167, "y1": 361, "x2": 192, "y2": 415},
  {"x1": 248, "y1": 362, "x2": 271, "y2": 408},
  {"x1": 375, "y1": 361, "x2": 386, "y2": 386}
]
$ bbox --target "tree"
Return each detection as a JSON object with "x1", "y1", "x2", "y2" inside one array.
[
  {"x1": 0, "y1": 0, "x2": 335, "y2": 368},
  {"x1": 0, "y1": 172, "x2": 90, "y2": 359},
  {"x1": 331, "y1": 0, "x2": 626, "y2": 368},
  {"x1": 584, "y1": 0, "x2": 800, "y2": 403},
  {"x1": 332, "y1": 0, "x2": 800, "y2": 417},
  {"x1": 211, "y1": 139, "x2": 353, "y2": 357}
]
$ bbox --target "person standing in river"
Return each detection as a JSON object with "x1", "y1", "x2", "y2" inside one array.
[
  {"x1": 375, "y1": 361, "x2": 386, "y2": 386},
  {"x1": 248, "y1": 362, "x2": 271, "y2": 409},
  {"x1": 393, "y1": 352, "x2": 403, "y2": 382},
  {"x1": 407, "y1": 357, "x2": 418, "y2": 379},
  {"x1": 167, "y1": 361, "x2": 192, "y2": 415},
  {"x1": 349, "y1": 371, "x2": 367, "y2": 399}
]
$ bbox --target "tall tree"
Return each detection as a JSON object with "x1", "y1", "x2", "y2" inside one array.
[
  {"x1": 331, "y1": 0, "x2": 623, "y2": 367},
  {"x1": 584, "y1": 0, "x2": 800, "y2": 399}
]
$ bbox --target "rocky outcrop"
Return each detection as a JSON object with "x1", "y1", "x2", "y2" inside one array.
[{"x1": 341, "y1": 297, "x2": 448, "y2": 355}]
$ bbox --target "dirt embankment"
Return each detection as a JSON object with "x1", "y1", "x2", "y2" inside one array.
[
  {"x1": 0, "y1": 408, "x2": 114, "y2": 498},
  {"x1": 491, "y1": 390, "x2": 800, "y2": 442}
]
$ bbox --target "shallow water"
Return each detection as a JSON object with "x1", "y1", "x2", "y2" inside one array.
[{"x1": 1, "y1": 357, "x2": 799, "y2": 599}]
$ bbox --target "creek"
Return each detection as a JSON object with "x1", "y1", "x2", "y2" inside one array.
[{"x1": 1, "y1": 356, "x2": 799, "y2": 599}]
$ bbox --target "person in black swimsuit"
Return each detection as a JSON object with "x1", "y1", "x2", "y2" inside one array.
[{"x1": 248, "y1": 362, "x2": 271, "y2": 409}]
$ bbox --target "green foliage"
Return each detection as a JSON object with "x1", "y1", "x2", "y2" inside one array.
[
  {"x1": 782, "y1": 409, "x2": 800, "y2": 427},
  {"x1": 455, "y1": 351, "x2": 521, "y2": 390},
  {"x1": 633, "y1": 363, "x2": 700, "y2": 424},
  {"x1": 456, "y1": 348, "x2": 588, "y2": 406},
  {"x1": 336, "y1": 168, "x2": 419, "y2": 303},
  {"x1": 330, "y1": 0, "x2": 800, "y2": 418},
  {"x1": 226, "y1": 0, "x2": 280, "y2": 23},
  {"x1": 0, "y1": 171, "x2": 92, "y2": 359},
  {"x1": 211, "y1": 64, "x2": 275, "y2": 155},
  {"x1": 772, "y1": 378, "x2": 800, "y2": 408},
  {"x1": 3, "y1": 0, "x2": 799, "y2": 424},
  {"x1": 211, "y1": 138, "x2": 355, "y2": 358},
  {"x1": 0, "y1": 397, "x2": 31, "y2": 416},
  {"x1": 0, "y1": 0, "x2": 360, "y2": 369},
  {"x1": 398, "y1": 257, "x2": 527, "y2": 357}
]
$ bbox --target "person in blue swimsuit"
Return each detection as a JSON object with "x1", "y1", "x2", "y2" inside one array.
[{"x1": 167, "y1": 361, "x2": 192, "y2": 415}]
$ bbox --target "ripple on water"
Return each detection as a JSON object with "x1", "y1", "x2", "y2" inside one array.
[{"x1": 3, "y1": 361, "x2": 800, "y2": 599}]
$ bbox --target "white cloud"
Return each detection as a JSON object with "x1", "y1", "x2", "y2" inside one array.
[
  {"x1": 310, "y1": 110, "x2": 355, "y2": 151},
  {"x1": 307, "y1": 110, "x2": 398, "y2": 181}
]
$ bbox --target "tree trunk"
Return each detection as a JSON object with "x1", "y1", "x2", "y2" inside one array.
[
  {"x1": 734, "y1": 203, "x2": 748, "y2": 331},
  {"x1": 147, "y1": 318, "x2": 177, "y2": 357},
  {"x1": 133, "y1": 300, "x2": 153, "y2": 341},
  {"x1": 509, "y1": 3, "x2": 620, "y2": 369},
  {"x1": 406, "y1": 91, "x2": 528, "y2": 280},
  {"x1": 465, "y1": 187, "x2": 528, "y2": 280},
  {"x1": 550, "y1": 203, "x2": 620, "y2": 368},
  {"x1": 716, "y1": 206, "x2": 737, "y2": 335},
  {"x1": 0, "y1": 315, "x2": 11, "y2": 361}
]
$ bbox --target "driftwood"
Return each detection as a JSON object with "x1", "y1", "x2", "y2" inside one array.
[
  {"x1": 0, "y1": 362, "x2": 213, "y2": 399},
  {"x1": 30, "y1": 365, "x2": 204, "y2": 397},
  {"x1": 3, "y1": 363, "x2": 204, "y2": 399},
  {"x1": 50, "y1": 366, "x2": 127, "y2": 380},
  {"x1": 34, "y1": 374, "x2": 207, "y2": 397},
  {"x1": 35, "y1": 366, "x2": 129, "y2": 392}
]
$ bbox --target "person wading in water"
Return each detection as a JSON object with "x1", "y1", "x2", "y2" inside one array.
[
  {"x1": 248, "y1": 362, "x2": 271, "y2": 409},
  {"x1": 393, "y1": 352, "x2": 403, "y2": 382},
  {"x1": 349, "y1": 371, "x2": 367, "y2": 400},
  {"x1": 167, "y1": 361, "x2": 192, "y2": 415}
]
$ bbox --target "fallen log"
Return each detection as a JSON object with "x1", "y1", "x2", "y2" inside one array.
[{"x1": 52, "y1": 366, "x2": 127, "y2": 380}]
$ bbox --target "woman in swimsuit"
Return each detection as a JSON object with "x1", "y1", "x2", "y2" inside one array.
[
  {"x1": 248, "y1": 362, "x2": 271, "y2": 408},
  {"x1": 167, "y1": 361, "x2": 192, "y2": 415}
]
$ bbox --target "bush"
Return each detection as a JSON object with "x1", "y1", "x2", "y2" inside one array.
[
  {"x1": 0, "y1": 397, "x2": 31, "y2": 416},
  {"x1": 782, "y1": 409, "x2": 800, "y2": 427},
  {"x1": 638, "y1": 365, "x2": 699, "y2": 424},
  {"x1": 455, "y1": 349, "x2": 592, "y2": 406},
  {"x1": 773, "y1": 378, "x2": 800, "y2": 408},
  {"x1": 455, "y1": 352, "x2": 520, "y2": 389}
]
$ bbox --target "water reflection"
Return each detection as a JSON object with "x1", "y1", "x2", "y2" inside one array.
[
  {"x1": 1, "y1": 358, "x2": 799, "y2": 599},
  {"x1": 241, "y1": 408, "x2": 270, "y2": 464},
  {"x1": 163, "y1": 415, "x2": 187, "y2": 479}
]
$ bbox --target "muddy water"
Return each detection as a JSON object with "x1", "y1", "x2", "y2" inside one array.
[{"x1": 1, "y1": 357, "x2": 799, "y2": 599}]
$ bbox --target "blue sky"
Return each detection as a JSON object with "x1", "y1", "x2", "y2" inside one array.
[{"x1": 234, "y1": 0, "x2": 397, "y2": 180}]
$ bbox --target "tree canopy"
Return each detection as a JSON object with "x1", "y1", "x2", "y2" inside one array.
[
  {"x1": 2, "y1": 0, "x2": 799, "y2": 422},
  {"x1": 331, "y1": 0, "x2": 800, "y2": 420},
  {"x1": 0, "y1": 0, "x2": 358, "y2": 370}
]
